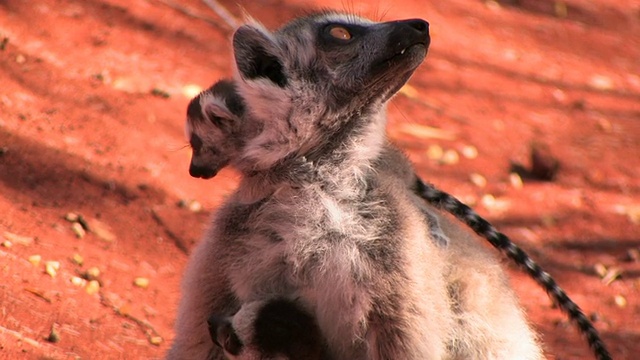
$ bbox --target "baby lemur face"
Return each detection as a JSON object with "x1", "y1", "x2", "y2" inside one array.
[
  {"x1": 208, "y1": 298, "x2": 326, "y2": 360},
  {"x1": 185, "y1": 79, "x2": 247, "y2": 179}
]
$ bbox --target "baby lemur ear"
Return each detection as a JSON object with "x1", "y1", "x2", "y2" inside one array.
[
  {"x1": 233, "y1": 25, "x2": 288, "y2": 88},
  {"x1": 202, "y1": 101, "x2": 238, "y2": 133}
]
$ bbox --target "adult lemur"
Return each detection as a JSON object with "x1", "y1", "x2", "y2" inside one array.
[{"x1": 169, "y1": 10, "x2": 610, "y2": 360}]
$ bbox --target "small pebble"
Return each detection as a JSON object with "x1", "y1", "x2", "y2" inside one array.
[
  {"x1": 509, "y1": 172, "x2": 524, "y2": 189},
  {"x1": 593, "y1": 263, "x2": 607, "y2": 278},
  {"x1": 71, "y1": 253, "x2": 84, "y2": 266},
  {"x1": 149, "y1": 336, "x2": 163, "y2": 346},
  {"x1": 28, "y1": 254, "x2": 42, "y2": 266},
  {"x1": 614, "y1": 295, "x2": 627, "y2": 308},
  {"x1": 70, "y1": 276, "x2": 86, "y2": 287},
  {"x1": 71, "y1": 222, "x2": 86, "y2": 238},
  {"x1": 481, "y1": 194, "x2": 496, "y2": 208},
  {"x1": 1, "y1": 240, "x2": 12, "y2": 248},
  {"x1": 85, "y1": 280, "x2": 100, "y2": 295},
  {"x1": 188, "y1": 200, "x2": 202, "y2": 213},
  {"x1": 133, "y1": 277, "x2": 150, "y2": 289},
  {"x1": 441, "y1": 149, "x2": 459, "y2": 165},
  {"x1": 461, "y1": 145, "x2": 478, "y2": 159},
  {"x1": 469, "y1": 173, "x2": 487, "y2": 188},
  {"x1": 45, "y1": 261, "x2": 60, "y2": 278},
  {"x1": 86, "y1": 266, "x2": 100, "y2": 279},
  {"x1": 64, "y1": 213, "x2": 79, "y2": 222},
  {"x1": 426, "y1": 145, "x2": 444, "y2": 161}
]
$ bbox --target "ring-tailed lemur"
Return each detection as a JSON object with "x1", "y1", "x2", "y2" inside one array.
[
  {"x1": 185, "y1": 75, "x2": 610, "y2": 360},
  {"x1": 169, "y1": 11, "x2": 544, "y2": 360},
  {"x1": 208, "y1": 297, "x2": 329, "y2": 360}
]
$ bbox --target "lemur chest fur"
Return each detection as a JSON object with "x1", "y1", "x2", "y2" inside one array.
[{"x1": 222, "y1": 163, "x2": 417, "y2": 301}]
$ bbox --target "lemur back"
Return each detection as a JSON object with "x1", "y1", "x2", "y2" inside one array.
[{"x1": 169, "y1": 10, "x2": 609, "y2": 360}]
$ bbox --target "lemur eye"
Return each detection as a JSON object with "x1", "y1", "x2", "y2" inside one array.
[{"x1": 328, "y1": 26, "x2": 351, "y2": 40}]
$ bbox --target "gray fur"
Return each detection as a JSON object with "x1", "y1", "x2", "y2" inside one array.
[{"x1": 169, "y1": 11, "x2": 545, "y2": 360}]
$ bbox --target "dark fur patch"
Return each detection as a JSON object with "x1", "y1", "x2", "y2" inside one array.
[
  {"x1": 186, "y1": 95, "x2": 203, "y2": 120},
  {"x1": 254, "y1": 298, "x2": 324, "y2": 358},
  {"x1": 211, "y1": 80, "x2": 246, "y2": 116},
  {"x1": 219, "y1": 196, "x2": 271, "y2": 239},
  {"x1": 240, "y1": 46, "x2": 288, "y2": 87},
  {"x1": 189, "y1": 133, "x2": 203, "y2": 153}
]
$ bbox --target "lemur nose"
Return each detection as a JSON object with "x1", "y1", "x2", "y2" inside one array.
[{"x1": 405, "y1": 19, "x2": 429, "y2": 34}]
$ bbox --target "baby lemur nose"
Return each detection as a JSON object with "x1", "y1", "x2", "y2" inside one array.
[{"x1": 189, "y1": 163, "x2": 217, "y2": 179}]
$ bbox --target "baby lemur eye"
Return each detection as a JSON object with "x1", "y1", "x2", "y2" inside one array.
[{"x1": 328, "y1": 25, "x2": 351, "y2": 40}]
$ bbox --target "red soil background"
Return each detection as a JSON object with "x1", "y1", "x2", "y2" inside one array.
[{"x1": 1, "y1": 0, "x2": 638, "y2": 359}]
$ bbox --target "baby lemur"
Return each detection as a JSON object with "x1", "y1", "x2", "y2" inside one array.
[{"x1": 169, "y1": 10, "x2": 610, "y2": 360}]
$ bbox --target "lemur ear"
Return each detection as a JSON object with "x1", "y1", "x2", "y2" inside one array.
[
  {"x1": 202, "y1": 102, "x2": 237, "y2": 132},
  {"x1": 233, "y1": 25, "x2": 288, "y2": 87}
]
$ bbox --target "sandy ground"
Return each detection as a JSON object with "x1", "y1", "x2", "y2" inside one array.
[{"x1": 1, "y1": 0, "x2": 639, "y2": 359}]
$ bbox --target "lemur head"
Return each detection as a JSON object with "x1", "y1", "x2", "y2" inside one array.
[
  {"x1": 185, "y1": 79, "x2": 248, "y2": 179},
  {"x1": 230, "y1": 11, "x2": 430, "y2": 169},
  {"x1": 208, "y1": 298, "x2": 326, "y2": 360}
]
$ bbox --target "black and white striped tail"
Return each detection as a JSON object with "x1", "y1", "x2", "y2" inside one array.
[{"x1": 415, "y1": 179, "x2": 612, "y2": 360}]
